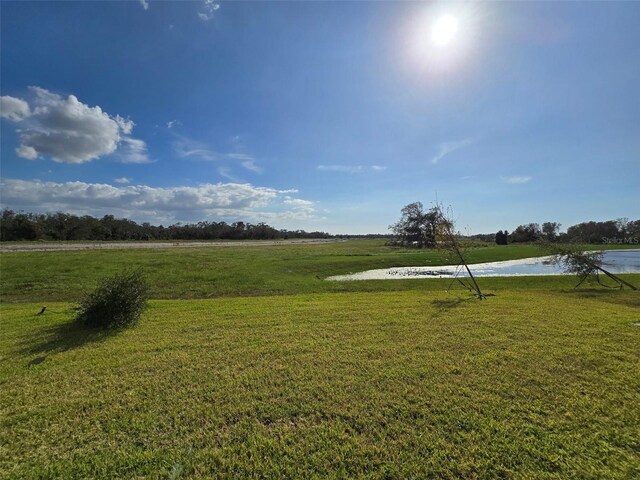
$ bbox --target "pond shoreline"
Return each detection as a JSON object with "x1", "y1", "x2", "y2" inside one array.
[{"x1": 327, "y1": 249, "x2": 640, "y2": 281}]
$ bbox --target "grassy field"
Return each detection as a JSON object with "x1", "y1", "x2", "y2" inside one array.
[
  {"x1": 1, "y1": 240, "x2": 637, "y2": 303},
  {"x1": 1, "y1": 240, "x2": 639, "y2": 478}
]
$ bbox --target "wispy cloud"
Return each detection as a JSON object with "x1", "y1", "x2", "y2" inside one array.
[
  {"x1": 172, "y1": 134, "x2": 262, "y2": 174},
  {"x1": 227, "y1": 153, "x2": 263, "y2": 174},
  {"x1": 139, "y1": 0, "x2": 149, "y2": 11},
  {"x1": 198, "y1": 0, "x2": 220, "y2": 21},
  {"x1": 283, "y1": 197, "x2": 314, "y2": 208},
  {"x1": 318, "y1": 165, "x2": 363, "y2": 173},
  {"x1": 431, "y1": 138, "x2": 475, "y2": 164},
  {"x1": 181, "y1": 149, "x2": 217, "y2": 161},
  {"x1": 166, "y1": 120, "x2": 181, "y2": 129},
  {"x1": 317, "y1": 165, "x2": 387, "y2": 174},
  {"x1": 218, "y1": 167, "x2": 241, "y2": 183},
  {"x1": 114, "y1": 177, "x2": 132, "y2": 184},
  {"x1": 501, "y1": 175, "x2": 532, "y2": 184},
  {"x1": 119, "y1": 137, "x2": 153, "y2": 164},
  {"x1": 172, "y1": 134, "x2": 218, "y2": 161}
]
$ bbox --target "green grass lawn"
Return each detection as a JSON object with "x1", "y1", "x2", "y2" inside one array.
[
  {"x1": 1, "y1": 290, "x2": 639, "y2": 478},
  {"x1": 1, "y1": 240, "x2": 639, "y2": 478}
]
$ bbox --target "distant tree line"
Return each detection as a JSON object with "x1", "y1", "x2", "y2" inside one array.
[
  {"x1": 498, "y1": 219, "x2": 639, "y2": 244},
  {"x1": 468, "y1": 220, "x2": 639, "y2": 245},
  {"x1": 388, "y1": 203, "x2": 639, "y2": 247},
  {"x1": 0, "y1": 210, "x2": 331, "y2": 242}
]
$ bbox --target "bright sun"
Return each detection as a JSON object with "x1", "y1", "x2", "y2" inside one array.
[
  {"x1": 431, "y1": 15, "x2": 459, "y2": 46},
  {"x1": 405, "y1": 6, "x2": 476, "y2": 73}
]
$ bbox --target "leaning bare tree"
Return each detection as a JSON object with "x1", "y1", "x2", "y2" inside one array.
[
  {"x1": 539, "y1": 240, "x2": 637, "y2": 290},
  {"x1": 433, "y1": 203, "x2": 492, "y2": 299}
]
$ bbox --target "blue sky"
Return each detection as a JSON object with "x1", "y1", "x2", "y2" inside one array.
[{"x1": 1, "y1": 1, "x2": 638, "y2": 234}]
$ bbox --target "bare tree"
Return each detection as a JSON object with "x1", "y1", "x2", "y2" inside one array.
[{"x1": 433, "y1": 203, "x2": 492, "y2": 299}]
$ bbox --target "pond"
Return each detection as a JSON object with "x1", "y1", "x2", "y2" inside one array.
[{"x1": 326, "y1": 249, "x2": 640, "y2": 281}]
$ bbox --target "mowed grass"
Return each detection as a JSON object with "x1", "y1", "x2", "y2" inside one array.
[
  {"x1": 1, "y1": 241, "x2": 639, "y2": 478},
  {"x1": 1, "y1": 290, "x2": 639, "y2": 479},
  {"x1": 2, "y1": 240, "x2": 638, "y2": 303}
]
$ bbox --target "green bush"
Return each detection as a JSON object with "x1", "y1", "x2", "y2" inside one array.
[{"x1": 75, "y1": 270, "x2": 149, "y2": 329}]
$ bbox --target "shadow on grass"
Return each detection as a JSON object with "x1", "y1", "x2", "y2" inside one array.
[
  {"x1": 559, "y1": 288, "x2": 640, "y2": 308},
  {"x1": 431, "y1": 296, "x2": 475, "y2": 316},
  {"x1": 19, "y1": 318, "x2": 122, "y2": 357}
]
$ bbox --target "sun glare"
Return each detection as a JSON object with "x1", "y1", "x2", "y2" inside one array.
[
  {"x1": 403, "y1": 4, "x2": 479, "y2": 75},
  {"x1": 431, "y1": 15, "x2": 459, "y2": 46}
]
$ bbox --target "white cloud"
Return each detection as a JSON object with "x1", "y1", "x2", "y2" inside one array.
[
  {"x1": 501, "y1": 175, "x2": 532, "y2": 184},
  {"x1": 139, "y1": 0, "x2": 149, "y2": 10},
  {"x1": 114, "y1": 177, "x2": 132, "y2": 184},
  {"x1": 283, "y1": 197, "x2": 315, "y2": 214},
  {"x1": 119, "y1": 137, "x2": 152, "y2": 164},
  {"x1": 115, "y1": 115, "x2": 134, "y2": 134},
  {"x1": 198, "y1": 0, "x2": 220, "y2": 21},
  {"x1": 166, "y1": 119, "x2": 181, "y2": 129},
  {"x1": 0, "y1": 178, "x2": 316, "y2": 225},
  {"x1": 431, "y1": 138, "x2": 475, "y2": 164},
  {"x1": 15, "y1": 145, "x2": 38, "y2": 160},
  {"x1": 1, "y1": 87, "x2": 150, "y2": 164},
  {"x1": 1, "y1": 96, "x2": 31, "y2": 121},
  {"x1": 283, "y1": 198, "x2": 313, "y2": 207},
  {"x1": 317, "y1": 165, "x2": 386, "y2": 174}
]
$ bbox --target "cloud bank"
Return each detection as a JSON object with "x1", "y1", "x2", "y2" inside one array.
[
  {"x1": 0, "y1": 178, "x2": 316, "y2": 225},
  {"x1": 0, "y1": 87, "x2": 149, "y2": 164}
]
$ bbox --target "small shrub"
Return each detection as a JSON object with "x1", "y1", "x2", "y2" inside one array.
[{"x1": 75, "y1": 269, "x2": 149, "y2": 329}]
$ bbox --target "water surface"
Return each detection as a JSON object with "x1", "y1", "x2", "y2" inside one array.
[{"x1": 327, "y1": 249, "x2": 640, "y2": 281}]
